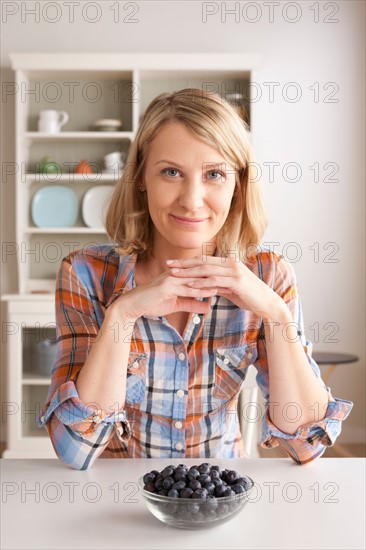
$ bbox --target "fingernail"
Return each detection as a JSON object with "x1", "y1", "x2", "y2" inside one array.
[
  {"x1": 166, "y1": 259, "x2": 175, "y2": 264},
  {"x1": 171, "y1": 268, "x2": 180, "y2": 273}
]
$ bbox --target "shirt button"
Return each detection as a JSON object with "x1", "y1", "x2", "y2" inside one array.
[
  {"x1": 175, "y1": 421, "x2": 183, "y2": 429},
  {"x1": 192, "y1": 315, "x2": 201, "y2": 324},
  {"x1": 175, "y1": 443, "x2": 183, "y2": 451},
  {"x1": 133, "y1": 361, "x2": 140, "y2": 368},
  {"x1": 178, "y1": 352, "x2": 186, "y2": 361},
  {"x1": 40, "y1": 415, "x2": 45, "y2": 423},
  {"x1": 176, "y1": 389, "x2": 184, "y2": 398},
  {"x1": 223, "y1": 357, "x2": 230, "y2": 364},
  {"x1": 92, "y1": 414, "x2": 101, "y2": 423}
]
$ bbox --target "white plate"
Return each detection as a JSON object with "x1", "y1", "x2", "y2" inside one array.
[{"x1": 81, "y1": 185, "x2": 115, "y2": 228}]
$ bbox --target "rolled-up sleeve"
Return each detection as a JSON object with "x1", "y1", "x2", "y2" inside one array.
[
  {"x1": 254, "y1": 253, "x2": 353, "y2": 464},
  {"x1": 36, "y1": 253, "x2": 131, "y2": 470}
]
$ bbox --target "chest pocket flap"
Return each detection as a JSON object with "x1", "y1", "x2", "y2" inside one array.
[{"x1": 213, "y1": 343, "x2": 257, "y2": 401}]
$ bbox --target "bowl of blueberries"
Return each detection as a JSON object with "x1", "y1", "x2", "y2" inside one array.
[{"x1": 138, "y1": 462, "x2": 254, "y2": 530}]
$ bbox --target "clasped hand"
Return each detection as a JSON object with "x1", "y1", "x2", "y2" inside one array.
[{"x1": 167, "y1": 255, "x2": 290, "y2": 323}]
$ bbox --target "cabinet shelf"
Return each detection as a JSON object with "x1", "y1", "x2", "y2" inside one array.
[
  {"x1": 24, "y1": 131, "x2": 134, "y2": 141},
  {"x1": 25, "y1": 173, "x2": 120, "y2": 183},
  {"x1": 22, "y1": 373, "x2": 51, "y2": 385},
  {"x1": 25, "y1": 227, "x2": 107, "y2": 234}
]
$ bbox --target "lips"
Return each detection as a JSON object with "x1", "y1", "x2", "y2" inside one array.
[{"x1": 171, "y1": 215, "x2": 208, "y2": 222}]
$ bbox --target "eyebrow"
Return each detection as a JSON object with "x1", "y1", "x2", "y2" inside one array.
[{"x1": 154, "y1": 159, "x2": 227, "y2": 168}]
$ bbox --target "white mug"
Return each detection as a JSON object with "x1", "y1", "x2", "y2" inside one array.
[
  {"x1": 104, "y1": 151, "x2": 125, "y2": 170},
  {"x1": 38, "y1": 110, "x2": 69, "y2": 133}
]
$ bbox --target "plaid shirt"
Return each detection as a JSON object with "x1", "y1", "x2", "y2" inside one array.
[{"x1": 37, "y1": 244, "x2": 353, "y2": 470}]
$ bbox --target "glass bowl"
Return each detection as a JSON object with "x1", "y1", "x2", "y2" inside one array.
[{"x1": 137, "y1": 474, "x2": 254, "y2": 530}]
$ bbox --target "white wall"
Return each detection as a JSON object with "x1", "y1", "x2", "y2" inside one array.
[{"x1": 1, "y1": 0, "x2": 365, "y2": 445}]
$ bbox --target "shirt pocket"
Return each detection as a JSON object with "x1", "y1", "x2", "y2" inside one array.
[
  {"x1": 125, "y1": 351, "x2": 148, "y2": 405},
  {"x1": 213, "y1": 344, "x2": 257, "y2": 401}
]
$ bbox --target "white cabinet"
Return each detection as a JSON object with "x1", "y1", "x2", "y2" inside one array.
[
  {"x1": 2, "y1": 52, "x2": 260, "y2": 458},
  {"x1": 1, "y1": 296, "x2": 56, "y2": 458}
]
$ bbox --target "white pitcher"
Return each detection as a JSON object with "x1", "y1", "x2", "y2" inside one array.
[{"x1": 38, "y1": 110, "x2": 69, "y2": 133}]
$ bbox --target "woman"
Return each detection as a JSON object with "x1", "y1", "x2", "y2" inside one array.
[{"x1": 37, "y1": 88, "x2": 352, "y2": 470}]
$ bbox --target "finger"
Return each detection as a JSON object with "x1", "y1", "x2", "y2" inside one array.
[
  {"x1": 176, "y1": 285, "x2": 217, "y2": 298},
  {"x1": 186, "y1": 277, "x2": 232, "y2": 290},
  {"x1": 176, "y1": 298, "x2": 212, "y2": 314},
  {"x1": 169, "y1": 265, "x2": 230, "y2": 278},
  {"x1": 167, "y1": 256, "x2": 232, "y2": 268}
]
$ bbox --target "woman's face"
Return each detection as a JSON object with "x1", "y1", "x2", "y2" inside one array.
[{"x1": 142, "y1": 121, "x2": 237, "y2": 256}]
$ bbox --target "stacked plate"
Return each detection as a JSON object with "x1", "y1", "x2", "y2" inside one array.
[
  {"x1": 31, "y1": 185, "x2": 115, "y2": 228},
  {"x1": 31, "y1": 186, "x2": 78, "y2": 227},
  {"x1": 81, "y1": 185, "x2": 115, "y2": 228}
]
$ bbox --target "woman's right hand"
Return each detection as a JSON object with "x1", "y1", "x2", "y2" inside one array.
[{"x1": 109, "y1": 268, "x2": 217, "y2": 321}]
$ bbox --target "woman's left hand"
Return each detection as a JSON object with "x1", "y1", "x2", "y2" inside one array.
[{"x1": 167, "y1": 255, "x2": 291, "y2": 323}]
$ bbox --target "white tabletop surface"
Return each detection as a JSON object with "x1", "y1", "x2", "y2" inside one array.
[{"x1": 1, "y1": 458, "x2": 365, "y2": 550}]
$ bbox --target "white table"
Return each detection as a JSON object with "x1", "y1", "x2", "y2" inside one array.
[{"x1": 1, "y1": 458, "x2": 365, "y2": 550}]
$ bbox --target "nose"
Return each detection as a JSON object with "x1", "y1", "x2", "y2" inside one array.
[{"x1": 177, "y1": 174, "x2": 205, "y2": 212}]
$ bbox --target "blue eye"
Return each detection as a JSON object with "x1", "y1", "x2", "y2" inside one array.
[
  {"x1": 161, "y1": 168, "x2": 226, "y2": 181},
  {"x1": 207, "y1": 171, "x2": 225, "y2": 181},
  {"x1": 162, "y1": 168, "x2": 180, "y2": 177}
]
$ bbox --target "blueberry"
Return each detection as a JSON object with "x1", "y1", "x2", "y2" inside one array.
[
  {"x1": 177, "y1": 506, "x2": 191, "y2": 520},
  {"x1": 165, "y1": 502, "x2": 179, "y2": 515},
  {"x1": 203, "y1": 482, "x2": 215, "y2": 494},
  {"x1": 173, "y1": 480, "x2": 186, "y2": 492},
  {"x1": 154, "y1": 477, "x2": 164, "y2": 490},
  {"x1": 226, "y1": 470, "x2": 240, "y2": 484},
  {"x1": 191, "y1": 488, "x2": 208, "y2": 500},
  {"x1": 192, "y1": 511, "x2": 205, "y2": 522},
  {"x1": 198, "y1": 474, "x2": 211, "y2": 485},
  {"x1": 231, "y1": 484, "x2": 245, "y2": 494},
  {"x1": 158, "y1": 488, "x2": 169, "y2": 496},
  {"x1": 203, "y1": 495, "x2": 218, "y2": 511},
  {"x1": 210, "y1": 469, "x2": 220, "y2": 480},
  {"x1": 197, "y1": 463, "x2": 211, "y2": 475},
  {"x1": 161, "y1": 467, "x2": 174, "y2": 478},
  {"x1": 214, "y1": 485, "x2": 226, "y2": 498},
  {"x1": 187, "y1": 468, "x2": 200, "y2": 481},
  {"x1": 221, "y1": 468, "x2": 229, "y2": 481},
  {"x1": 217, "y1": 502, "x2": 230, "y2": 516},
  {"x1": 167, "y1": 489, "x2": 180, "y2": 498},
  {"x1": 222, "y1": 487, "x2": 236, "y2": 497},
  {"x1": 203, "y1": 509, "x2": 217, "y2": 519},
  {"x1": 143, "y1": 472, "x2": 156, "y2": 484},
  {"x1": 180, "y1": 487, "x2": 193, "y2": 499},
  {"x1": 143, "y1": 483, "x2": 156, "y2": 492},
  {"x1": 210, "y1": 465, "x2": 222, "y2": 477},
  {"x1": 174, "y1": 471, "x2": 187, "y2": 483},
  {"x1": 188, "y1": 502, "x2": 200, "y2": 514},
  {"x1": 189, "y1": 479, "x2": 201, "y2": 491},
  {"x1": 236, "y1": 476, "x2": 253, "y2": 490},
  {"x1": 211, "y1": 478, "x2": 223, "y2": 488},
  {"x1": 162, "y1": 476, "x2": 174, "y2": 490}
]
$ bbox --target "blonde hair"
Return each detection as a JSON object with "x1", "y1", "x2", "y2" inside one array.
[{"x1": 105, "y1": 88, "x2": 268, "y2": 262}]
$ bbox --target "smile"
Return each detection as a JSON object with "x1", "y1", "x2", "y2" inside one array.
[{"x1": 170, "y1": 215, "x2": 208, "y2": 226}]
